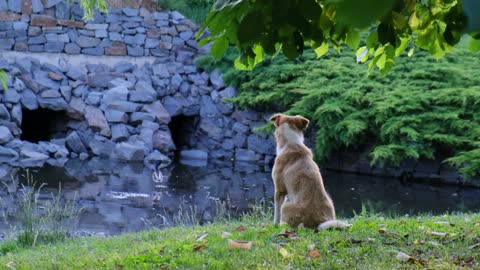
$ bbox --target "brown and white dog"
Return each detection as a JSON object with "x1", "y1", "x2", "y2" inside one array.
[{"x1": 270, "y1": 113, "x2": 350, "y2": 230}]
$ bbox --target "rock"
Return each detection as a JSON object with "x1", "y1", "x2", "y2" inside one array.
[
  {"x1": 104, "y1": 109, "x2": 128, "y2": 123},
  {"x1": 87, "y1": 73, "x2": 122, "y2": 88},
  {"x1": 0, "y1": 145, "x2": 18, "y2": 160},
  {"x1": 45, "y1": 0, "x2": 62, "y2": 8},
  {"x1": 44, "y1": 42, "x2": 65, "y2": 53},
  {"x1": 0, "y1": 104, "x2": 10, "y2": 120},
  {"x1": 0, "y1": 126, "x2": 13, "y2": 143},
  {"x1": 180, "y1": 149, "x2": 208, "y2": 160},
  {"x1": 235, "y1": 149, "x2": 260, "y2": 162},
  {"x1": 38, "y1": 97, "x2": 68, "y2": 110},
  {"x1": 130, "y1": 81, "x2": 157, "y2": 103},
  {"x1": 84, "y1": 106, "x2": 111, "y2": 137},
  {"x1": 233, "y1": 133, "x2": 247, "y2": 148},
  {"x1": 141, "y1": 101, "x2": 171, "y2": 124},
  {"x1": 127, "y1": 45, "x2": 143, "y2": 56},
  {"x1": 21, "y1": 89, "x2": 38, "y2": 110},
  {"x1": 247, "y1": 134, "x2": 275, "y2": 154},
  {"x1": 200, "y1": 96, "x2": 219, "y2": 116},
  {"x1": 20, "y1": 148, "x2": 49, "y2": 160},
  {"x1": 88, "y1": 136, "x2": 114, "y2": 157},
  {"x1": 66, "y1": 131, "x2": 87, "y2": 153},
  {"x1": 4, "y1": 89, "x2": 21, "y2": 103},
  {"x1": 152, "y1": 63, "x2": 170, "y2": 78},
  {"x1": 55, "y1": 2, "x2": 71, "y2": 19},
  {"x1": 32, "y1": 0, "x2": 44, "y2": 13},
  {"x1": 105, "y1": 101, "x2": 142, "y2": 113},
  {"x1": 76, "y1": 35, "x2": 100, "y2": 48},
  {"x1": 219, "y1": 86, "x2": 236, "y2": 99},
  {"x1": 199, "y1": 117, "x2": 224, "y2": 141},
  {"x1": 114, "y1": 142, "x2": 144, "y2": 161},
  {"x1": 64, "y1": 43, "x2": 81, "y2": 54},
  {"x1": 130, "y1": 112, "x2": 155, "y2": 124},
  {"x1": 67, "y1": 97, "x2": 86, "y2": 119},
  {"x1": 0, "y1": 12, "x2": 21, "y2": 21},
  {"x1": 86, "y1": 92, "x2": 102, "y2": 106},
  {"x1": 102, "y1": 86, "x2": 129, "y2": 105},
  {"x1": 11, "y1": 104, "x2": 21, "y2": 125},
  {"x1": 209, "y1": 69, "x2": 224, "y2": 88},
  {"x1": 82, "y1": 47, "x2": 104, "y2": 56},
  {"x1": 163, "y1": 96, "x2": 183, "y2": 116},
  {"x1": 85, "y1": 23, "x2": 108, "y2": 30},
  {"x1": 122, "y1": 8, "x2": 139, "y2": 17},
  {"x1": 153, "y1": 130, "x2": 176, "y2": 152},
  {"x1": 221, "y1": 139, "x2": 235, "y2": 150},
  {"x1": 108, "y1": 78, "x2": 133, "y2": 89},
  {"x1": 105, "y1": 41, "x2": 127, "y2": 55},
  {"x1": 66, "y1": 66, "x2": 86, "y2": 80},
  {"x1": 114, "y1": 62, "x2": 135, "y2": 73},
  {"x1": 7, "y1": 0, "x2": 21, "y2": 13},
  {"x1": 145, "y1": 150, "x2": 171, "y2": 167},
  {"x1": 31, "y1": 14, "x2": 57, "y2": 27},
  {"x1": 145, "y1": 38, "x2": 160, "y2": 48},
  {"x1": 111, "y1": 124, "x2": 129, "y2": 142}
]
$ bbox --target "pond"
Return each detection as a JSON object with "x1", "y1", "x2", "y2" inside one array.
[{"x1": 1, "y1": 158, "x2": 480, "y2": 236}]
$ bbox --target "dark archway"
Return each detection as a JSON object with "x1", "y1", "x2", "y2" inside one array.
[
  {"x1": 20, "y1": 108, "x2": 70, "y2": 143},
  {"x1": 168, "y1": 115, "x2": 199, "y2": 151}
]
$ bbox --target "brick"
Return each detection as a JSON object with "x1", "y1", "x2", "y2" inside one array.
[{"x1": 31, "y1": 14, "x2": 57, "y2": 27}]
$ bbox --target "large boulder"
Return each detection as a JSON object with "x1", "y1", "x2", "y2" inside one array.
[
  {"x1": 84, "y1": 106, "x2": 111, "y2": 137},
  {"x1": 65, "y1": 131, "x2": 87, "y2": 153},
  {"x1": 0, "y1": 126, "x2": 13, "y2": 144},
  {"x1": 113, "y1": 142, "x2": 144, "y2": 161}
]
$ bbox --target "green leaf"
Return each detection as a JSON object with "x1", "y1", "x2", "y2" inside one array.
[
  {"x1": 312, "y1": 41, "x2": 329, "y2": 58},
  {"x1": 211, "y1": 36, "x2": 229, "y2": 58},
  {"x1": 407, "y1": 47, "x2": 415, "y2": 57},
  {"x1": 345, "y1": 30, "x2": 360, "y2": 49},
  {"x1": 355, "y1": 46, "x2": 369, "y2": 63},
  {"x1": 468, "y1": 37, "x2": 480, "y2": 52}
]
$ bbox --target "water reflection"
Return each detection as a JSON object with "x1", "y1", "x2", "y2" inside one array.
[{"x1": 1, "y1": 159, "x2": 479, "y2": 236}]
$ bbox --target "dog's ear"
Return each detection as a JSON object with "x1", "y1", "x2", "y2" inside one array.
[
  {"x1": 293, "y1": 115, "x2": 309, "y2": 131},
  {"x1": 269, "y1": 114, "x2": 283, "y2": 127}
]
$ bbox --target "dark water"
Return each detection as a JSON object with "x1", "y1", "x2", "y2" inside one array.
[{"x1": 1, "y1": 158, "x2": 480, "y2": 236}]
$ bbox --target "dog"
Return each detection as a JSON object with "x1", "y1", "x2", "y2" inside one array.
[{"x1": 270, "y1": 113, "x2": 350, "y2": 230}]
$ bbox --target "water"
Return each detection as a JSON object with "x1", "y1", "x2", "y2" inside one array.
[{"x1": 1, "y1": 158, "x2": 479, "y2": 236}]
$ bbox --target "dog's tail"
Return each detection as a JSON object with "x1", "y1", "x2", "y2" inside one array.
[{"x1": 317, "y1": 220, "x2": 352, "y2": 231}]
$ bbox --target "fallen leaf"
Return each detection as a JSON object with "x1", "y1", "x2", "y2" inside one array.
[
  {"x1": 6, "y1": 261, "x2": 16, "y2": 268},
  {"x1": 427, "y1": 231, "x2": 448, "y2": 237},
  {"x1": 427, "y1": 240, "x2": 441, "y2": 247},
  {"x1": 277, "y1": 230, "x2": 300, "y2": 239},
  {"x1": 196, "y1": 233, "x2": 208, "y2": 242},
  {"x1": 396, "y1": 252, "x2": 412, "y2": 262},
  {"x1": 236, "y1": 225, "x2": 246, "y2": 232},
  {"x1": 434, "y1": 221, "x2": 453, "y2": 226},
  {"x1": 470, "y1": 243, "x2": 480, "y2": 249},
  {"x1": 193, "y1": 245, "x2": 207, "y2": 252},
  {"x1": 220, "y1": 231, "x2": 232, "y2": 239},
  {"x1": 278, "y1": 248, "x2": 289, "y2": 258},
  {"x1": 227, "y1": 239, "x2": 252, "y2": 250},
  {"x1": 307, "y1": 250, "x2": 321, "y2": 258}
]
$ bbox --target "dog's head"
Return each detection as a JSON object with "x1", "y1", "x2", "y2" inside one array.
[{"x1": 269, "y1": 114, "x2": 309, "y2": 146}]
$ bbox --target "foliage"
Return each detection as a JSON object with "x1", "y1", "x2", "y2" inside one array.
[
  {"x1": 1, "y1": 211, "x2": 479, "y2": 269},
  {"x1": 197, "y1": 45, "x2": 480, "y2": 178},
  {"x1": 157, "y1": 0, "x2": 214, "y2": 23},
  {"x1": 196, "y1": 0, "x2": 480, "y2": 72}
]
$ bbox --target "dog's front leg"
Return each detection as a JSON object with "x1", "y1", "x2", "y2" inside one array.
[{"x1": 273, "y1": 191, "x2": 285, "y2": 225}]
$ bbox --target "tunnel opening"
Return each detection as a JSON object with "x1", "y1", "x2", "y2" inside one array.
[
  {"x1": 20, "y1": 108, "x2": 70, "y2": 143},
  {"x1": 168, "y1": 114, "x2": 199, "y2": 151}
]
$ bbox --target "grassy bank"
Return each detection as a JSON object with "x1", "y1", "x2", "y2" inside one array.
[{"x1": 1, "y1": 212, "x2": 479, "y2": 269}]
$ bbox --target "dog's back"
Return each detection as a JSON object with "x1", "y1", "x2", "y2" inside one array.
[{"x1": 271, "y1": 114, "x2": 335, "y2": 228}]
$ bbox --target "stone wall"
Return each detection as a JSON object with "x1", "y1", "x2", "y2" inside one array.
[
  {"x1": 0, "y1": 0, "x2": 276, "y2": 168},
  {"x1": 0, "y1": 0, "x2": 192, "y2": 57}
]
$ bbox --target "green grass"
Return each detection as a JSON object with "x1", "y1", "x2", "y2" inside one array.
[
  {"x1": 1, "y1": 212, "x2": 479, "y2": 269},
  {"x1": 157, "y1": 0, "x2": 213, "y2": 23},
  {"x1": 197, "y1": 46, "x2": 480, "y2": 178}
]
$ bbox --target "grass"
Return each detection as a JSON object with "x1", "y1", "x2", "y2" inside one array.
[
  {"x1": 0, "y1": 171, "x2": 80, "y2": 250},
  {"x1": 1, "y1": 210, "x2": 479, "y2": 269}
]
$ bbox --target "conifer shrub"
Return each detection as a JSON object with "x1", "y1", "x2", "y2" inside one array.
[{"x1": 197, "y1": 48, "x2": 480, "y2": 178}]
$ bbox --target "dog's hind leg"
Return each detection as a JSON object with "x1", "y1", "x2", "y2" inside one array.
[
  {"x1": 273, "y1": 191, "x2": 286, "y2": 225},
  {"x1": 280, "y1": 203, "x2": 304, "y2": 228}
]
